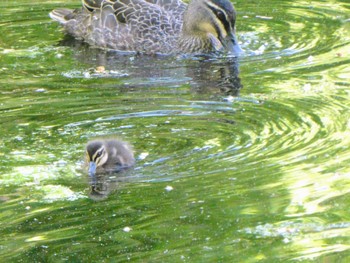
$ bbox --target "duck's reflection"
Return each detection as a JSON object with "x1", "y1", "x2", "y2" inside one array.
[
  {"x1": 58, "y1": 37, "x2": 242, "y2": 96},
  {"x1": 187, "y1": 58, "x2": 242, "y2": 96}
]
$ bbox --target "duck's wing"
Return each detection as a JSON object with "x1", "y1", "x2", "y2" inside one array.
[
  {"x1": 82, "y1": 0, "x2": 187, "y2": 20},
  {"x1": 50, "y1": 0, "x2": 186, "y2": 53},
  {"x1": 144, "y1": 0, "x2": 187, "y2": 21}
]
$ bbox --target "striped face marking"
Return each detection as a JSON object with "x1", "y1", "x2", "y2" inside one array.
[
  {"x1": 87, "y1": 145, "x2": 108, "y2": 167},
  {"x1": 205, "y1": 0, "x2": 236, "y2": 40}
]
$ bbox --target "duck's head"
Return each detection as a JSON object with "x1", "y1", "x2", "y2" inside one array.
[
  {"x1": 86, "y1": 140, "x2": 108, "y2": 176},
  {"x1": 183, "y1": 0, "x2": 242, "y2": 54}
]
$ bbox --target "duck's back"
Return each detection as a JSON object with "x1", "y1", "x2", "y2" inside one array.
[{"x1": 50, "y1": 0, "x2": 187, "y2": 54}]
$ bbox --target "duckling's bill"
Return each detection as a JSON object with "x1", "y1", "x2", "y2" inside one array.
[{"x1": 88, "y1": 161, "x2": 97, "y2": 176}]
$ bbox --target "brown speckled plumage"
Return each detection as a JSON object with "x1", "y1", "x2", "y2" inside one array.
[{"x1": 50, "y1": 0, "x2": 241, "y2": 55}]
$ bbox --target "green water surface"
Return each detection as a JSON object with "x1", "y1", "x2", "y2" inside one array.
[{"x1": 1, "y1": 0, "x2": 350, "y2": 262}]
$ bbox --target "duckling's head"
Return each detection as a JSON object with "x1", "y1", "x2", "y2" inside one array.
[
  {"x1": 183, "y1": 0, "x2": 242, "y2": 54},
  {"x1": 86, "y1": 140, "x2": 108, "y2": 176}
]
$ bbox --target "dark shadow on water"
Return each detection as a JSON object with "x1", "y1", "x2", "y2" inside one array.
[{"x1": 59, "y1": 37, "x2": 243, "y2": 96}]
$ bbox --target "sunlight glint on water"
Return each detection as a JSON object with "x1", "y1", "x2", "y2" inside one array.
[{"x1": 0, "y1": 0, "x2": 350, "y2": 261}]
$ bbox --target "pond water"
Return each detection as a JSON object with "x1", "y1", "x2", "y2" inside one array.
[{"x1": 1, "y1": 0, "x2": 350, "y2": 261}]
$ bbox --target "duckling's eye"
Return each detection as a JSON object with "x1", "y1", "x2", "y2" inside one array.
[
  {"x1": 96, "y1": 151, "x2": 103, "y2": 158},
  {"x1": 93, "y1": 150, "x2": 104, "y2": 162}
]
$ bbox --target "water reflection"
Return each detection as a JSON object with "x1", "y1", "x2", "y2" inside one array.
[
  {"x1": 59, "y1": 37, "x2": 242, "y2": 96},
  {"x1": 89, "y1": 173, "x2": 121, "y2": 201},
  {"x1": 87, "y1": 164, "x2": 136, "y2": 201}
]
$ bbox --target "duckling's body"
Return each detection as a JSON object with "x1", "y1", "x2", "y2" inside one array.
[
  {"x1": 50, "y1": 0, "x2": 241, "y2": 55},
  {"x1": 86, "y1": 139, "x2": 135, "y2": 175}
]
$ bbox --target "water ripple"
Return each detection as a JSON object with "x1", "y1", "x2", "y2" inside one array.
[{"x1": 1, "y1": 0, "x2": 350, "y2": 261}]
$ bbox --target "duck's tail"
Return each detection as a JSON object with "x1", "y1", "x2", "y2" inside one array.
[{"x1": 49, "y1": 8, "x2": 74, "y2": 24}]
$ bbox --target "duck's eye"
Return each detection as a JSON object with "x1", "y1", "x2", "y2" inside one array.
[{"x1": 215, "y1": 10, "x2": 226, "y2": 22}]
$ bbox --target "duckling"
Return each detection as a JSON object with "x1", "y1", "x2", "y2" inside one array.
[
  {"x1": 49, "y1": 0, "x2": 242, "y2": 55},
  {"x1": 86, "y1": 139, "x2": 135, "y2": 176}
]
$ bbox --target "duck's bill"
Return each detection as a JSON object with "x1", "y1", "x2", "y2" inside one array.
[
  {"x1": 223, "y1": 34, "x2": 243, "y2": 55},
  {"x1": 88, "y1": 161, "x2": 97, "y2": 176}
]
